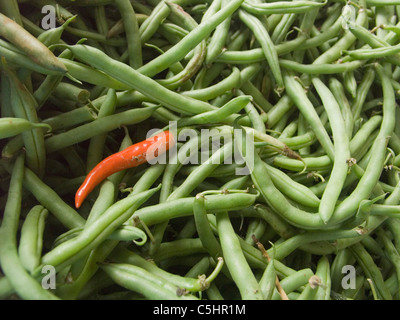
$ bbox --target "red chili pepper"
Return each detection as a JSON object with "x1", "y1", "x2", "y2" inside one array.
[{"x1": 75, "y1": 130, "x2": 175, "y2": 209}]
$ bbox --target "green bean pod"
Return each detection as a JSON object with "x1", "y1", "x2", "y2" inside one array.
[
  {"x1": 37, "y1": 185, "x2": 161, "y2": 274},
  {"x1": 59, "y1": 58, "x2": 131, "y2": 90},
  {"x1": 6, "y1": 67, "x2": 47, "y2": 178},
  {"x1": 205, "y1": 0, "x2": 231, "y2": 64},
  {"x1": 58, "y1": 44, "x2": 214, "y2": 115},
  {"x1": 272, "y1": 268, "x2": 314, "y2": 300},
  {"x1": 313, "y1": 256, "x2": 331, "y2": 300},
  {"x1": 177, "y1": 95, "x2": 251, "y2": 127},
  {"x1": 18, "y1": 205, "x2": 48, "y2": 273},
  {"x1": 115, "y1": 0, "x2": 142, "y2": 69},
  {"x1": 53, "y1": 224, "x2": 147, "y2": 247},
  {"x1": 132, "y1": 192, "x2": 258, "y2": 226},
  {"x1": 349, "y1": 242, "x2": 392, "y2": 300},
  {"x1": 0, "y1": 13, "x2": 66, "y2": 73},
  {"x1": 279, "y1": 59, "x2": 364, "y2": 75},
  {"x1": 100, "y1": 263, "x2": 199, "y2": 300},
  {"x1": 283, "y1": 71, "x2": 335, "y2": 160},
  {"x1": 259, "y1": 259, "x2": 277, "y2": 300},
  {"x1": 331, "y1": 64, "x2": 396, "y2": 225},
  {"x1": 44, "y1": 105, "x2": 158, "y2": 154},
  {"x1": 181, "y1": 67, "x2": 241, "y2": 101},
  {"x1": 241, "y1": 0, "x2": 328, "y2": 15},
  {"x1": 112, "y1": 245, "x2": 213, "y2": 292},
  {"x1": 238, "y1": 9, "x2": 284, "y2": 91},
  {"x1": 0, "y1": 154, "x2": 59, "y2": 300},
  {"x1": 264, "y1": 162, "x2": 321, "y2": 208},
  {"x1": 193, "y1": 194, "x2": 223, "y2": 260},
  {"x1": 86, "y1": 88, "x2": 117, "y2": 172},
  {"x1": 217, "y1": 211, "x2": 263, "y2": 300},
  {"x1": 0, "y1": 118, "x2": 51, "y2": 139},
  {"x1": 312, "y1": 77, "x2": 351, "y2": 223},
  {"x1": 167, "y1": 141, "x2": 233, "y2": 200},
  {"x1": 137, "y1": 0, "x2": 245, "y2": 77}
]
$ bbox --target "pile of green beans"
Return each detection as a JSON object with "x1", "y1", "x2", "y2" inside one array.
[{"x1": 2, "y1": 0, "x2": 400, "y2": 301}]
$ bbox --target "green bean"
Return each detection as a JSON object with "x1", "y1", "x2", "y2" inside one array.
[
  {"x1": 280, "y1": 59, "x2": 364, "y2": 75},
  {"x1": 86, "y1": 88, "x2": 117, "y2": 172},
  {"x1": 345, "y1": 42, "x2": 400, "y2": 60},
  {"x1": 241, "y1": 79, "x2": 274, "y2": 112},
  {"x1": 244, "y1": 101, "x2": 266, "y2": 134},
  {"x1": 0, "y1": 154, "x2": 59, "y2": 300},
  {"x1": 245, "y1": 218, "x2": 267, "y2": 244},
  {"x1": 112, "y1": 245, "x2": 212, "y2": 292},
  {"x1": 241, "y1": 0, "x2": 327, "y2": 15},
  {"x1": 272, "y1": 13, "x2": 296, "y2": 45},
  {"x1": 93, "y1": 6, "x2": 121, "y2": 60},
  {"x1": 132, "y1": 192, "x2": 258, "y2": 227},
  {"x1": 313, "y1": 3, "x2": 367, "y2": 64},
  {"x1": 343, "y1": 70, "x2": 357, "y2": 99},
  {"x1": 54, "y1": 224, "x2": 147, "y2": 246},
  {"x1": 85, "y1": 180, "x2": 115, "y2": 226},
  {"x1": 0, "y1": 0, "x2": 22, "y2": 25},
  {"x1": 259, "y1": 258, "x2": 277, "y2": 300},
  {"x1": 52, "y1": 82, "x2": 90, "y2": 105},
  {"x1": 177, "y1": 95, "x2": 251, "y2": 127},
  {"x1": 32, "y1": 54, "x2": 72, "y2": 109},
  {"x1": 352, "y1": 67, "x2": 376, "y2": 122},
  {"x1": 167, "y1": 141, "x2": 233, "y2": 200},
  {"x1": 376, "y1": 228, "x2": 400, "y2": 292},
  {"x1": 349, "y1": 242, "x2": 392, "y2": 300},
  {"x1": 153, "y1": 238, "x2": 206, "y2": 261},
  {"x1": 283, "y1": 71, "x2": 335, "y2": 161},
  {"x1": 57, "y1": 44, "x2": 215, "y2": 115},
  {"x1": 37, "y1": 15, "x2": 76, "y2": 47},
  {"x1": 204, "y1": 0, "x2": 230, "y2": 64},
  {"x1": 137, "y1": 0, "x2": 244, "y2": 77},
  {"x1": 5, "y1": 66, "x2": 47, "y2": 178},
  {"x1": 139, "y1": 1, "x2": 169, "y2": 44},
  {"x1": 45, "y1": 106, "x2": 157, "y2": 154},
  {"x1": 100, "y1": 262, "x2": 199, "y2": 300},
  {"x1": 0, "y1": 118, "x2": 50, "y2": 139},
  {"x1": 193, "y1": 194, "x2": 223, "y2": 261},
  {"x1": 329, "y1": 77, "x2": 354, "y2": 138},
  {"x1": 114, "y1": 0, "x2": 142, "y2": 68},
  {"x1": 181, "y1": 67, "x2": 241, "y2": 101},
  {"x1": 36, "y1": 186, "x2": 160, "y2": 275},
  {"x1": 313, "y1": 256, "x2": 331, "y2": 300},
  {"x1": 157, "y1": 2, "x2": 207, "y2": 90},
  {"x1": 330, "y1": 248, "x2": 355, "y2": 293},
  {"x1": 347, "y1": 24, "x2": 400, "y2": 67},
  {"x1": 330, "y1": 64, "x2": 396, "y2": 225},
  {"x1": 312, "y1": 77, "x2": 351, "y2": 223},
  {"x1": 55, "y1": 239, "x2": 118, "y2": 300},
  {"x1": 216, "y1": 15, "x2": 340, "y2": 65},
  {"x1": 0, "y1": 13, "x2": 66, "y2": 73},
  {"x1": 272, "y1": 268, "x2": 314, "y2": 300},
  {"x1": 0, "y1": 40, "x2": 63, "y2": 76},
  {"x1": 59, "y1": 58, "x2": 131, "y2": 90},
  {"x1": 263, "y1": 162, "x2": 320, "y2": 208},
  {"x1": 18, "y1": 205, "x2": 48, "y2": 274},
  {"x1": 217, "y1": 211, "x2": 263, "y2": 300},
  {"x1": 0, "y1": 159, "x2": 88, "y2": 229},
  {"x1": 238, "y1": 9, "x2": 283, "y2": 92},
  {"x1": 366, "y1": 0, "x2": 400, "y2": 6}
]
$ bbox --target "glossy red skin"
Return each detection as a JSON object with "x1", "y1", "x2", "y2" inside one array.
[{"x1": 75, "y1": 130, "x2": 174, "y2": 208}]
